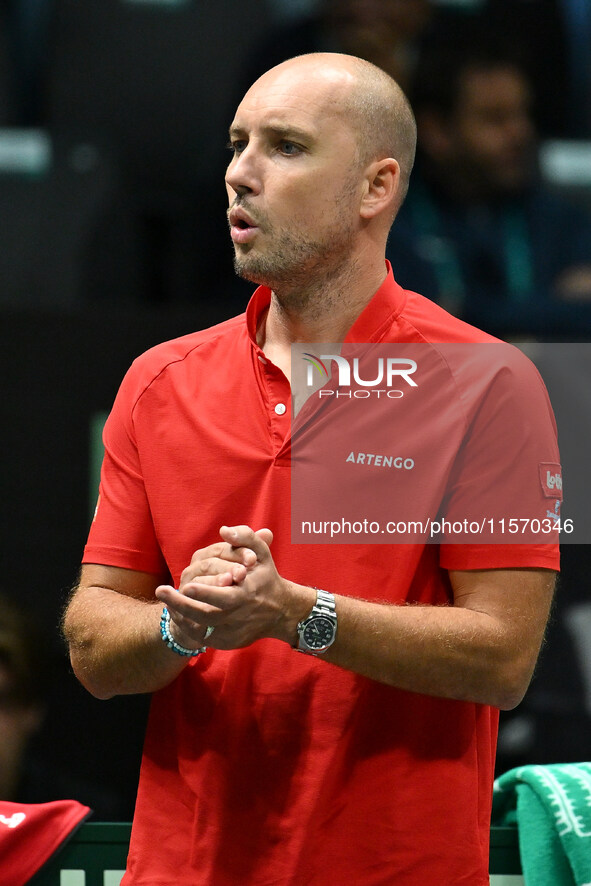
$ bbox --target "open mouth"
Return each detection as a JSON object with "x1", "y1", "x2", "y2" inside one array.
[
  {"x1": 229, "y1": 211, "x2": 259, "y2": 244},
  {"x1": 229, "y1": 205, "x2": 259, "y2": 230}
]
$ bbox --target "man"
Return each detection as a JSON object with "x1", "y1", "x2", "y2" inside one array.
[
  {"x1": 0, "y1": 594, "x2": 46, "y2": 803},
  {"x1": 63, "y1": 53, "x2": 559, "y2": 885},
  {"x1": 0, "y1": 592, "x2": 124, "y2": 817},
  {"x1": 386, "y1": 40, "x2": 591, "y2": 336}
]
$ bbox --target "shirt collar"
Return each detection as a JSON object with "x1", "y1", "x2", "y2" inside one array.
[
  {"x1": 344, "y1": 261, "x2": 407, "y2": 343},
  {"x1": 245, "y1": 261, "x2": 407, "y2": 348},
  {"x1": 246, "y1": 283, "x2": 272, "y2": 349}
]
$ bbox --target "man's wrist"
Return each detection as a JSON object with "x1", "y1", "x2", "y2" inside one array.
[
  {"x1": 295, "y1": 588, "x2": 338, "y2": 655},
  {"x1": 276, "y1": 581, "x2": 317, "y2": 645},
  {"x1": 160, "y1": 607, "x2": 206, "y2": 657}
]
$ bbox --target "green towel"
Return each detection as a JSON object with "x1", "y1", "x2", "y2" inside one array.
[{"x1": 492, "y1": 763, "x2": 591, "y2": 886}]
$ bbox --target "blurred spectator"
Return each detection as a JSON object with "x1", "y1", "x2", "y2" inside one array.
[
  {"x1": 423, "y1": 1, "x2": 574, "y2": 139},
  {"x1": 0, "y1": 593, "x2": 48, "y2": 802},
  {"x1": 0, "y1": 592, "x2": 125, "y2": 818},
  {"x1": 238, "y1": 0, "x2": 584, "y2": 138},
  {"x1": 318, "y1": 0, "x2": 434, "y2": 92},
  {"x1": 386, "y1": 37, "x2": 591, "y2": 337},
  {"x1": 481, "y1": 0, "x2": 591, "y2": 138},
  {"x1": 238, "y1": 0, "x2": 436, "y2": 101}
]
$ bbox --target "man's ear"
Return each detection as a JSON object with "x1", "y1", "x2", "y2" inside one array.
[{"x1": 359, "y1": 158, "x2": 400, "y2": 220}]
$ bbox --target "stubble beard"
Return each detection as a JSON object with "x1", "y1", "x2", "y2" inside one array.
[{"x1": 231, "y1": 188, "x2": 360, "y2": 314}]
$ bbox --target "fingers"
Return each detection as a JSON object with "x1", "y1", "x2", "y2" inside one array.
[
  {"x1": 196, "y1": 539, "x2": 257, "y2": 569},
  {"x1": 156, "y1": 581, "x2": 240, "y2": 619},
  {"x1": 155, "y1": 584, "x2": 225, "y2": 648},
  {"x1": 180, "y1": 527, "x2": 271, "y2": 588},
  {"x1": 182, "y1": 527, "x2": 273, "y2": 587},
  {"x1": 255, "y1": 527, "x2": 273, "y2": 546},
  {"x1": 219, "y1": 525, "x2": 274, "y2": 559},
  {"x1": 168, "y1": 524, "x2": 274, "y2": 618},
  {"x1": 182, "y1": 569, "x2": 237, "y2": 590},
  {"x1": 156, "y1": 525, "x2": 279, "y2": 652},
  {"x1": 155, "y1": 585, "x2": 216, "y2": 649}
]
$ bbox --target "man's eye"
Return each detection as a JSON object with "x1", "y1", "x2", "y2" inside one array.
[
  {"x1": 279, "y1": 141, "x2": 301, "y2": 155},
  {"x1": 227, "y1": 140, "x2": 246, "y2": 154}
]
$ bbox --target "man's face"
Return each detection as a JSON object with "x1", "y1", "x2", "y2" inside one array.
[
  {"x1": 226, "y1": 62, "x2": 365, "y2": 293},
  {"x1": 0, "y1": 665, "x2": 40, "y2": 797},
  {"x1": 447, "y1": 65, "x2": 535, "y2": 195}
]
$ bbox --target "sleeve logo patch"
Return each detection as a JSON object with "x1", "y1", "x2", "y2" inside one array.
[{"x1": 539, "y1": 463, "x2": 563, "y2": 499}]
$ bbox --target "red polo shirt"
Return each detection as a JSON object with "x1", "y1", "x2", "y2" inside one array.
[{"x1": 84, "y1": 264, "x2": 559, "y2": 886}]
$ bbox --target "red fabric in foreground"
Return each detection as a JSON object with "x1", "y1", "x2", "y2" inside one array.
[{"x1": 0, "y1": 799, "x2": 91, "y2": 886}]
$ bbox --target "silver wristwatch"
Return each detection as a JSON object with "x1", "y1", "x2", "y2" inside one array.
[{"x1": 296, "y1": 589, "x2": 337, "y2": 655}]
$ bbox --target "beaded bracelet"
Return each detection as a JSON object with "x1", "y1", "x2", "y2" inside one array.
[{"x1": 159, "y1": 606, "x2": 206, "y2": 658}]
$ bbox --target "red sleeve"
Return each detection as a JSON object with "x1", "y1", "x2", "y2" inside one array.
[
  {"x1": 439, "y1": 344, "x2": 561, "y2": 571},
  {"x1": 83, "y1": 356, "x2": 169, "y2": 577}
]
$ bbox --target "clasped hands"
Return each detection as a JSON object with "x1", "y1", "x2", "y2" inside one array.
[{"x1": 155, "y1": 525, "x2": 312, "y2": 653}]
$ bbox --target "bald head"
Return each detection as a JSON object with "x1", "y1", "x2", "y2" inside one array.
[
  {"x1": 338, "y1": 55, "x2": 417, "y2": 206},
  {"x1": 245, "y1": 53, "x2": 417, "y2": 212}
]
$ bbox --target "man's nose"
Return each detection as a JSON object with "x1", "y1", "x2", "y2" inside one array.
[{"x1": 225, "y1": 145, "x2": 261, "y2": 196}]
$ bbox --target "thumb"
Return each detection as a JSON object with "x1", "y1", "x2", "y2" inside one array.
[{"x1": 255, "y1": 527, "x2": 273, "y2": 547}]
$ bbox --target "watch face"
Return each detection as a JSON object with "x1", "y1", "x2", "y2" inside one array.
[{"x1": 303, "y1": 616, "x2": 335, "y2": 650}]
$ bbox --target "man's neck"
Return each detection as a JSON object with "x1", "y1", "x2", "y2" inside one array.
[{"x1": 258, "y1": 260, "x2": 387, "y2": 380}]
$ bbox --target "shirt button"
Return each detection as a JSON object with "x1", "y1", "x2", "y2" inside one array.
[{"x1": 275, "y1": 403, "x2": 287, "y2": 415}]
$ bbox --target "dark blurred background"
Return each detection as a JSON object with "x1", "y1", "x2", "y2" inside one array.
[{"x1": 0, "y1": 0, "x2": 590, "y2": 820}]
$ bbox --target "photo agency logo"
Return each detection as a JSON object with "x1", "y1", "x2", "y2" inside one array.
[{"x1": 302, "y1": 351, "x2": 418, "y2": 399}]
